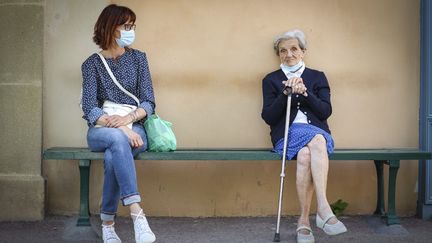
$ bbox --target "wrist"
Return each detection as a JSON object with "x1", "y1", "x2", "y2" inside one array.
[
  {"x1": 118, "y1": 125, "x2": 129, "y2": 132},
  {"x1": 129, "y1": 111, "x2": 138, "y2": 123},
  {"x1": 96, "y1": 114, "x2": 109, "y2": 126},
  {"x1": 128, "y1": 113, "x2": 135, "y2": 123}
]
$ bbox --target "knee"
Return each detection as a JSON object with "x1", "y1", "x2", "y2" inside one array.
[
  {"x1": 308, "y1": 134, "x2": 326, "y2": 150},
  {"x1": 109, "y1": 129, "x2": 132, "y2": 155},
  {"x1": 297, "y1": 147, "x2": 311, "y2": 167},
  {"x1": 110, "y1": 129, "x2": 129, "y2": 146}
]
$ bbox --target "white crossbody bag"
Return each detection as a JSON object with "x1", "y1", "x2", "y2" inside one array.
[{"x1": 97, "y1": 52, "x2": 140, "y2": 129}]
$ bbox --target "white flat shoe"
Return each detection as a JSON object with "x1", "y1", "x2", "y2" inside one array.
[
  {"x1": 296, "y1": 225, "x2": 315, "y2": 243},
  {"x1": 316, "y1": 213, "x2": 347, "y2": 236}
]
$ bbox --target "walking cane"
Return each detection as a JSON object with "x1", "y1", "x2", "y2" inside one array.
[{"x1": 273, "y1": 86, "x2": 293, "y2": 242}]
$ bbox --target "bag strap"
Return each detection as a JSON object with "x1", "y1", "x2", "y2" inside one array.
[{"x1": 97, "y1": 52, "x2": 140, "y2": 106}]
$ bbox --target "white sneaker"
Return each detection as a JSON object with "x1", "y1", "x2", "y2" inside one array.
[
  {"x1": 131, "y1": 209, "x2": 156, "y2": 243},
  {"x1": 102, "y1": 223, "x2": 122, "y2": 243}
]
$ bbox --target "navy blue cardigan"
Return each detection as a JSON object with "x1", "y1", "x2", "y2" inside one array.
[{"x1": 261, "y1": 67, "x2": 332, "y2": 146}]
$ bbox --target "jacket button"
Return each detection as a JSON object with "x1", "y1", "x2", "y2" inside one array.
[
  {"x1": 297, "y1": 106, "x2": 300, "y2": 110},
  {"x1": 308, "y1": 120, "x2": 311, "y2": 123},
  {"x1": 297, "y1": 102, "x2": 300, "y2": 105},
  {"x1": 304, "y1": 112, "x2": 307, "y2": 115},
  {"x1": 296, "y1": 95, "x2": 299, "y2": 98}
]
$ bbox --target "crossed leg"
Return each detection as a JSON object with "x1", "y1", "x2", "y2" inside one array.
[{"x1": 296, "y1": 134, "x2": 338, "y2": 234}]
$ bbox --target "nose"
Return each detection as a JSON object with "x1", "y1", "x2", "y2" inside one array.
[{"x1": 286, "y1": 50, "x2": 294, "y2": 57}]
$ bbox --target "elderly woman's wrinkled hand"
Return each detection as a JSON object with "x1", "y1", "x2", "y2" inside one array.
[
  {"x1": 287, "y1": 77, "x2": 303, "y2": 87},
  {"x1": 293, "y1": 83, "x2": 308, "y2": 96},
  {"x1": 283, "y1": 78, "x2": 308, "y2": 97}
]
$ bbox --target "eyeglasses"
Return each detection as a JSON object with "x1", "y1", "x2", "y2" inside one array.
[
  {"x1": 279, "y1": 46, "x2": 302, "y2": 56},
  {"x1": 123, "y1": 23, "x2": 136, "y2": 31}
]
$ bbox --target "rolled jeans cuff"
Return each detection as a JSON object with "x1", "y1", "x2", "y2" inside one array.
[
  {"x1": 100, "y1": 212, "x2": 115, "y2": 221},
  {"x1": 122, "y1": 194, "x2": 141, "y2": 206}
]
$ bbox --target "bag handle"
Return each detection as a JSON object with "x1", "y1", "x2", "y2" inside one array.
[{"x1": 97, "y1": 52, "x2": 140, "y2": 106}]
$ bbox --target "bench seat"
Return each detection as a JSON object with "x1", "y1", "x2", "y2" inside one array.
[{"x1": 43, "y1": 147, "x2": 431, "y2": 226}]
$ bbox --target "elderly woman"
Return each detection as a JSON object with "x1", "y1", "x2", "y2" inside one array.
[
  {"x1": 261, "y1": 29, "x2": 347, "y2": 243},
  {"x1": 81, "y1": 4, "x2": 156, "y2": 243}
]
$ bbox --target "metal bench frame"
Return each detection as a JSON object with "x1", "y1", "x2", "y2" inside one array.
[{"x1": 43, "y1": 148, "x2": 431, "y2": 226}]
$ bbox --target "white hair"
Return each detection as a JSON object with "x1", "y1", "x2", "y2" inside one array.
[{"x1": 273, "y1": 29, "x2": 307, "y2": 55}]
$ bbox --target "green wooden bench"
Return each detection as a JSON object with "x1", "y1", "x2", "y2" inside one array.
[{"x1": 43, "y1": 147, "x2": 431, "y2": 227}]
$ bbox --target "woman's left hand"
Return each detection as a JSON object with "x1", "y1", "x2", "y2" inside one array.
[
  {"x1": 118, "y1": 126, "x2": 144, "y2": 148},
  {"x1": 283, "y1": 78, "x2": 308, "y2": 97},
  {"x1": 292, "y1": 82, "x2": 308, "y2": 97},
  {"x1": 106, "y1": 115, "x2": 133, "y2": 128}
]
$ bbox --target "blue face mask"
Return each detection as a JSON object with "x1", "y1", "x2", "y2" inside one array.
[
  {"x1": 115, "y1": 30, "x2": 135, "y2": 48},
  {"x1": 280, "y1": 60, "x2": 304, "y2": 73}
]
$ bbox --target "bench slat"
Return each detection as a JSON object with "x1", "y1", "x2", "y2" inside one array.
[{"x1": 43, "y1": 147, "x2": 432, "y2": 161}]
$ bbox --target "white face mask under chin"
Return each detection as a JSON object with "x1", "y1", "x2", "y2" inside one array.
[
  {"x1": 280, "y1": 60, "x2": 303, "y2": 73},
  {"x1": 280, "y1": 61, "x2": 305, "y2": 80},
  {"x1": 115, "y1": 29, "x2": 135, "y2": 48}
]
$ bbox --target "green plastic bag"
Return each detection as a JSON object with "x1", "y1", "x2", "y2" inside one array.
[{"x1": 144, "y1": 114, "x2": 177, "y2": 152}]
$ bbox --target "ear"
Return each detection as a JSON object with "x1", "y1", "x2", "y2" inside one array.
[
  {"x1": 114, "y1": 29, "x2": 121, "y2": 38},
  {"x1": 300, "y1": 49, "x2": 306, "y2": 58}
]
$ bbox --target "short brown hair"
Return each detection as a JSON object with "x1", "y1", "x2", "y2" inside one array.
[{"x1": 93, "y1": 4, "x2": 136, "y2": 50}]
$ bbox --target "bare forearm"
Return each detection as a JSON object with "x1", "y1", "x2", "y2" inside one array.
[
  {"x1": 128, "y1": 108, "x2": 147, "y2": 123},
  {"x1": 97, "y1": 108, "x2": 148, "y2": 128}
]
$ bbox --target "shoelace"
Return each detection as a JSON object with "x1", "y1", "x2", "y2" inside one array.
[
  {"x1": 102, "y1": 223, "x2": 119, "y2": 240},
  {"x1": 132, "y1": 209, "x2": 153, "y2": 234}
]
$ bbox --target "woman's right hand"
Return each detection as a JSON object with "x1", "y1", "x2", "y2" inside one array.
[
  {"x1": 106, "y1": 114, "x2": 133, "y2": 128},
  {"x1": 118, "y1": 126, "x2": 144, "y2": 148},
  {"x1": 96, "y1": 114, "x2": 109, "y2": 126}
]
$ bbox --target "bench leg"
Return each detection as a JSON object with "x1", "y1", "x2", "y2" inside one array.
[
  {"x1": 77, "y1": 160, "x2": 91, "y2": 226},
  {"x1": 386, "y1": 160, "x2": 400, "y2": 225},
  {"x1": 373, "y1": 160, "x2": 385, "y2": 216}
]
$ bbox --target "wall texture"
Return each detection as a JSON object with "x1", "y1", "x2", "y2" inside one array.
[
  {"x1": 43, "y1": 0, "x2": 421, "y2": 217},
  {"x1": 0, "y1": 0, "x2": 45, "y2": 221}
]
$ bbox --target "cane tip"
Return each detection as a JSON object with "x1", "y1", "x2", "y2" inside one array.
[{"x1": 273, "y1": 233, "x2": 281, "y2": 242}]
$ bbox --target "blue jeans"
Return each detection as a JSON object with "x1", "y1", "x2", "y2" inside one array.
[{"x1": 87, "y1": 123, "x2": 147, "y2": 221}]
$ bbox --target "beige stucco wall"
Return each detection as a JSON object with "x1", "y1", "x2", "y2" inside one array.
[{"x1": 43, "y1": 0, "x2": 421, "y2": 217}]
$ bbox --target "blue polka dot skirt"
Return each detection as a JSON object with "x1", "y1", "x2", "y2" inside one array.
[{"x1": 273, "y1": 123, "x2": 334, "y2": 160}]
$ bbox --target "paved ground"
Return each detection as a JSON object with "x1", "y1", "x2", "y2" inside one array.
[{"x1": 1, "y1": 215, "x2": 432, "y2": 242}]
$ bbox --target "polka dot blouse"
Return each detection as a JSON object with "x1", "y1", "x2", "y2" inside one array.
[{"x1": 81, "y1": 48, "x2": 155, "y2": 127}]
